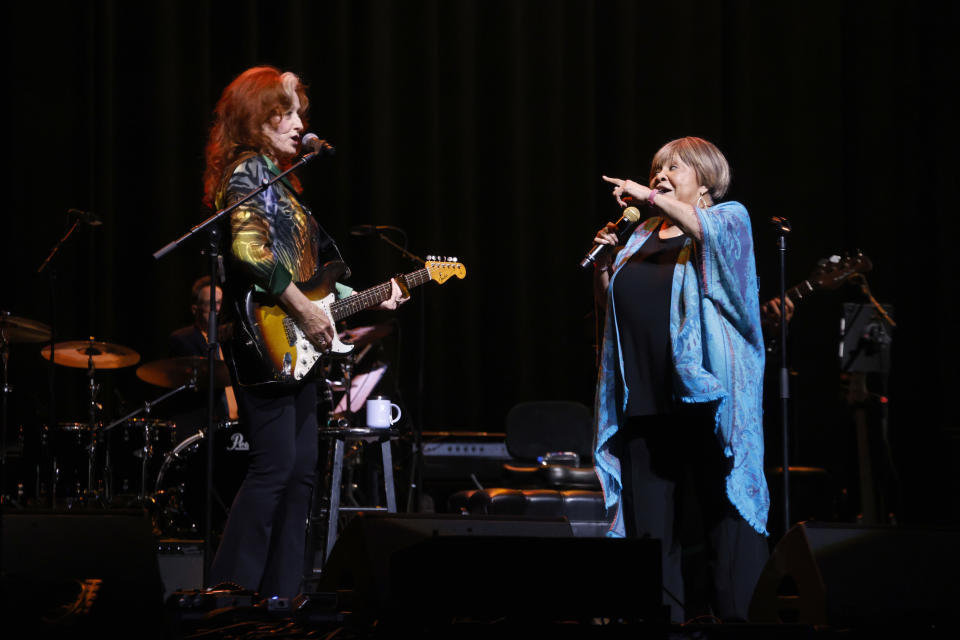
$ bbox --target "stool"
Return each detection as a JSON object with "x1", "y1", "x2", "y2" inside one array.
[{"x1": 320, "y1": 426, "x2": 398, "y2": 562}]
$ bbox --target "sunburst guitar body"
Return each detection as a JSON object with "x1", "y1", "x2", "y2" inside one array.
[{"x1": 241, "y1": 258, "x2": 465, "y2": 384}]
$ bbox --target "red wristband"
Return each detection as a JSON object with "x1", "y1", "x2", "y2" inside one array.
[{"x1": 647, "y1": 190, "x2": 658, "y2": 207}]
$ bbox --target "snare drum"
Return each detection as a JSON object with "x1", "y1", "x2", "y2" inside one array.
[
  {"x1": 106, "y1": 418, "x2": 177, "y2": 497},
  {"x1": 154, "y1": 420, "x2": 249, "y2": 537}
]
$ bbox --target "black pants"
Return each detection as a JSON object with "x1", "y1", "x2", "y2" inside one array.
[
  {"x1": 617, "y1": 409, "x2": 768, "y2": 622},
  {"x1": 209, "y1": 381, "x2": 318, "y2": 599}
]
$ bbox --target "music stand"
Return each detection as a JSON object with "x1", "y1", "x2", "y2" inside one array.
[
  {"x1": 333, "y1": 364, "x2": 388, "y2": 418},
  {"x1": 839, "y1": 301, "x2": 897, "y2": 524},
  {"x1": 840, "y1": 303, "x2": 894, "y2": 374}
]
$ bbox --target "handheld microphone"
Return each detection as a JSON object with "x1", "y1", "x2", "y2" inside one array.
[
  {"x1": 579, "y1": 206, "x2": 641, "y2": 269},
  {"x1": 301, "y1": 133, "x2": 335, "y2": 156},
  {"x1": 68, "y1": 208, "x2": 103, "y2": 226}
]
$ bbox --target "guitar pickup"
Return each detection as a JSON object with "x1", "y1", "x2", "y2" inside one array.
[{"x1": 282, "y1": 317, "x2": 297, "y2": 347}]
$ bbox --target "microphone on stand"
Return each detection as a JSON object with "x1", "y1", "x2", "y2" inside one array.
[
  {"x1": 350, "y1": 224, "x2": 403, "y2": 237},
  {"x1": 770, "y1": 216, "x2": 792, "y2": 235},
  {"x1": 68, "y1": 208, "x2": 103, "y2": 226},
  {"x1": 579, "y1": 206, "x2": 641, "y2": 269},
  {"x1": 301, "y1": 133, "x2": 335, "y2": 156}
]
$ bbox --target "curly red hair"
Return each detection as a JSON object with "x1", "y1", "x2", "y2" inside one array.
[{"x1": 203, "y1": 66, "x2": 310, "y2": 208}]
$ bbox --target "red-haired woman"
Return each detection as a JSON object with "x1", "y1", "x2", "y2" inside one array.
[{"x1": 203, "y1": 66, "x2": 405, "y2": 599}]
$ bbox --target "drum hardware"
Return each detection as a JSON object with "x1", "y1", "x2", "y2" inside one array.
[
  {"x1": 133, "y1": 357, "x2": 236, "y2": 533},
  {"x1": 96, "y1": 359, "x2": 208, "y2": 504},
  {"x1": 41, "y1": 338, "x2": 141, "y2": 503},
  {"x1": 1, "y1": 313, "x2": 52, "y2": 507}
]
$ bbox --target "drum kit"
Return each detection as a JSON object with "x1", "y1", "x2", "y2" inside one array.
[
  {"x1": 1, "y1": 311, "x2": 245, "y2": 538},
  {"x1": 3, "y1": 307, "x2": 397, "y2": 541}
]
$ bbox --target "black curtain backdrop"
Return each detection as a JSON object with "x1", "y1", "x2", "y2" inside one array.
[{"x1": 2, "y1": 0, "x2": 957, "y2": 524}]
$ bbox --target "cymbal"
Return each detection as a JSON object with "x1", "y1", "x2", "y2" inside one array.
[
  {"x1": 136, "y1": 356, "x2": 231, "y2": 389},
  {"x1": 41, "y1": 339, "x2": 140, "y2": 369},
  {"x1": 0, "y1": 313, "x2": 51, "y2": 343}
]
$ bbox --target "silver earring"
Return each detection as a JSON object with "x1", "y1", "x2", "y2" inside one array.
[{"x1": 697, "y1": 193, "x2": 708, "y2": 209}]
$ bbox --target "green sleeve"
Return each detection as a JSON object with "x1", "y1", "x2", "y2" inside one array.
[{"x1": 268, "y1": 266, "x2": 293, "y2": 297}]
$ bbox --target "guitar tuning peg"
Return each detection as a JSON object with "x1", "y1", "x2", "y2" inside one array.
[{"x1": 427, "y1": 254, "x2": 435, "y2": 261}]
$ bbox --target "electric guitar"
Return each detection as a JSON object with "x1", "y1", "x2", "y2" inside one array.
[
  {"x1": 238, "y1": 257, "x2": 466, "y2": 384},
  {"x1": 765, "y1": 251, "x2": 872, "y2": 352}
]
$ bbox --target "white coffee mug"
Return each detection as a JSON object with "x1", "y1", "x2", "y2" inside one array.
[{"x1": 366, "y1": 396, "x2": 402, "y2": 429}]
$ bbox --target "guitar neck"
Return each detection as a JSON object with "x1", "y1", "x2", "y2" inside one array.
[
  {"x1": 329, "y1": 268, "x2": 431, "y2": 321},
  {"x1": 784, "y1": 280, "x2": 817, "y2": 303}
]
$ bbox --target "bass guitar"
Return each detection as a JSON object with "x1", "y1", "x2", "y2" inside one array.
[
  {"x1": 766, "y1": 251, "x2": 872, "y2": 352},
  {"x1": 238, "y1": 257, "x2": 466, "y2": 384}
]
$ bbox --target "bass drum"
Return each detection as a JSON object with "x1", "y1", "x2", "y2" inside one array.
[{"x1": 153, "y1": 421, "x2": 249, "y2": 538}]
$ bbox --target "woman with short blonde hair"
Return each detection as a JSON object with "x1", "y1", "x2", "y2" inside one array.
[{"x1": 591, "y1": 136, "x2": 768, "y2": 622}]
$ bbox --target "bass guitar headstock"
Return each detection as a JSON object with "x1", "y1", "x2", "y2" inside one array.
[{"x1": 808, "y1": 251, "x2": 872, "y2": 291}]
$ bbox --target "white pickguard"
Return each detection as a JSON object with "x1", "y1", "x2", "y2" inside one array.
[{"x1": 289, "y1": 292, "x2": 355, "y2": 380}]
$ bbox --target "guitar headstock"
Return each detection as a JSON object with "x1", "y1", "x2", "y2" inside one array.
[
  {"x1": 808, "y1": 252, "x2": 872, "y2": 291},
  {"x1": 425, "y1": 256, "x2": 467, "y2": 284}
]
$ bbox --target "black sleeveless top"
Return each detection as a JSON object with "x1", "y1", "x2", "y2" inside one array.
[{"x1": 612, "y1": 232, "x2": 686, "y2": 416}]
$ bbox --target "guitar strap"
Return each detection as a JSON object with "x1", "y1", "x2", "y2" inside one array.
[{"x1": 303, "y1": 203, "x2": 352, "y2": 281}]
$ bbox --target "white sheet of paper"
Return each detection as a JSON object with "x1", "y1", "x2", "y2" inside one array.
[{"x1": 333, "y1": 364, "x2": 388, "y2": 414}]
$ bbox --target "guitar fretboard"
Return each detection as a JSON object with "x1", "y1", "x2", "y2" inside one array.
[
  {"x1": 785, "y1": 280, "x2": 815, "y2": 302},
  {"x1": 329, "y1": 268, "x2": 432, "y2": 321}
]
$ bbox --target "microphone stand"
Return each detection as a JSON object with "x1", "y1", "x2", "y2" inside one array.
[
  {"x1": 771, "y1": 217, "x2": 792, "y2": 536},
  {"x1": 360, "y1": 228, "x2": 427, "y2": 512},
  {"x1": 37, "y1": 215, "x2": 86, "y2": 505},
  {"x1": 153, "y1": 149, "x2": 326, "y2": 585}
]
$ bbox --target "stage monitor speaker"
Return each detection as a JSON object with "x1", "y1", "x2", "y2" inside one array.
[
  {"x1": 1, "y1": 509, "x2": 166, "y2": 639},
  {"x1": 749, "y1": 521, "x2": 960, "y2": 629},
  {"x1": 313, "y1": 512, "x2": 662, "y2": 624}
]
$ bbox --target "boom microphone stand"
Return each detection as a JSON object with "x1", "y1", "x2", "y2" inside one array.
[
  {"x1": 153, "y1": 142, "x2": 331, "y2": 584},
  {"x1": 771, "y1": 216, "x2": 792, "y2": 535},
  {"x1": 350, "y1": 225, "x2": 426, "y2": 512},
  {"x1": 37, "y1": 209, "x2": 102, "y2": 505}
]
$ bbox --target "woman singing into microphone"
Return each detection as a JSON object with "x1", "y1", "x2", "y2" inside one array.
[
  {"x1": 202, "y1": 66, "x2": 405, "y2": 599},
  {"x1": 591, "y1": 137, "x2": 769, "y2": 622}
]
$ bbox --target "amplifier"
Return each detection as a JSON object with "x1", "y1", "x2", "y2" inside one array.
[
  {"x1": 421, "y1": 431, "x2": 509, "y2": 458},
  {"x1": 420, "y1": 431, "x2": 511, "y2": 481},
  {"x1": 156, "y1": 539, "x2": 203, "y2": 600}
]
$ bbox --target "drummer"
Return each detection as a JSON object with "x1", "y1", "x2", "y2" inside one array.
[{"x1": 166, "y1": 276, "x2": 239, "y2": 441}]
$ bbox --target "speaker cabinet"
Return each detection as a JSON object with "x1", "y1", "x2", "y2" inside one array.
[
  {"x1": 749, "y1": 521, "x2": 960, "y2": 628},
  {"x1": 314, "y1": 512, "x2": 662, "y2": 624},
  {"x1": 1, "y1": 509, "x2": 166, "y2": 638}
]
